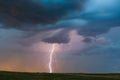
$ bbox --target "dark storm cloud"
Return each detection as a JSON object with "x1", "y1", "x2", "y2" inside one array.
[
  {"x1": 42, "y1": 29, "x2": 70, "y2": 43},
  {"x1": 40, "y1": 18, "x2": 87, "y2": 43},
  {"x1": 0, "y1": 0, "x2": 86, "y2": 44},
  {"x1": 0, "y1": 0, "x2": 120, "y2": 44},
  {"x1": 0, "y1": 0, "x2": 85, "y2": 30},
  {"x1": 83, "y1": 37, "x2": 94, "y2": 43}
]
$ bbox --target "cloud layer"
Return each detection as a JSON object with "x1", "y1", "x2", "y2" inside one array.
[
  {"x1": 0, "y1": 0, "x2": 85, "y2": 30},
  {"x1": 1, "y1": 0, "x2": 120, "y2": 44}
]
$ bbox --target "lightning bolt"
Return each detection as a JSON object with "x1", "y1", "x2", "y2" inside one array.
[{"x1": 49, "y1": 44, "x2": 56, "y2": 73}]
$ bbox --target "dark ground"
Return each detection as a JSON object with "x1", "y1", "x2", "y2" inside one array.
[{"x1": 0, "y1": 71, "x2": 120, "y2": 80}]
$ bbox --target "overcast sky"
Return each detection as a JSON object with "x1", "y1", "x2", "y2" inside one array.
[{"x1": 0, "y1": 0, "x2": 120, "y2": 73}]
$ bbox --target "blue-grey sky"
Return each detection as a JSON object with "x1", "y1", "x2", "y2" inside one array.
[{"x1": 0, "y1": 0, "x2": 120, "y2": 73}]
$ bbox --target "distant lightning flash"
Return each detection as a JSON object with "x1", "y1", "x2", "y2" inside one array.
[{"x1": 49, "y1": 44, "x2": 56, "y2": 73}]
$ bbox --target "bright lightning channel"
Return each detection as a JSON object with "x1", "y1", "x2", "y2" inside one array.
[{"x1": 49, "y1": 44, "x2": 56, "y2": 73}]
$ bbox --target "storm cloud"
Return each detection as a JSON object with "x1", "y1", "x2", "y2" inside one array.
[
  {"x1": 0, "y1": 0, "x2": 85, "y2": 30},
  {"x1": 42, "y1": 29, "x2": 70, "y2": 43},
  {"x1": 1, "y1": 0, "x2": 120, "y2": 44}
]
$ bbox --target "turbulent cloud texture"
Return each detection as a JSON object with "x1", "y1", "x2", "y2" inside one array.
[
  {"x1": 0, "y1": 0, "x2": 85, "y2": 30},
  {"x1": 0, "y1": 0, "x2": 120, "y2": 43}
]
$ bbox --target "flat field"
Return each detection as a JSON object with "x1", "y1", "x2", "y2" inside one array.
[{"x1": 0, "y1": 71, "x2": 120, "y2": 80}]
